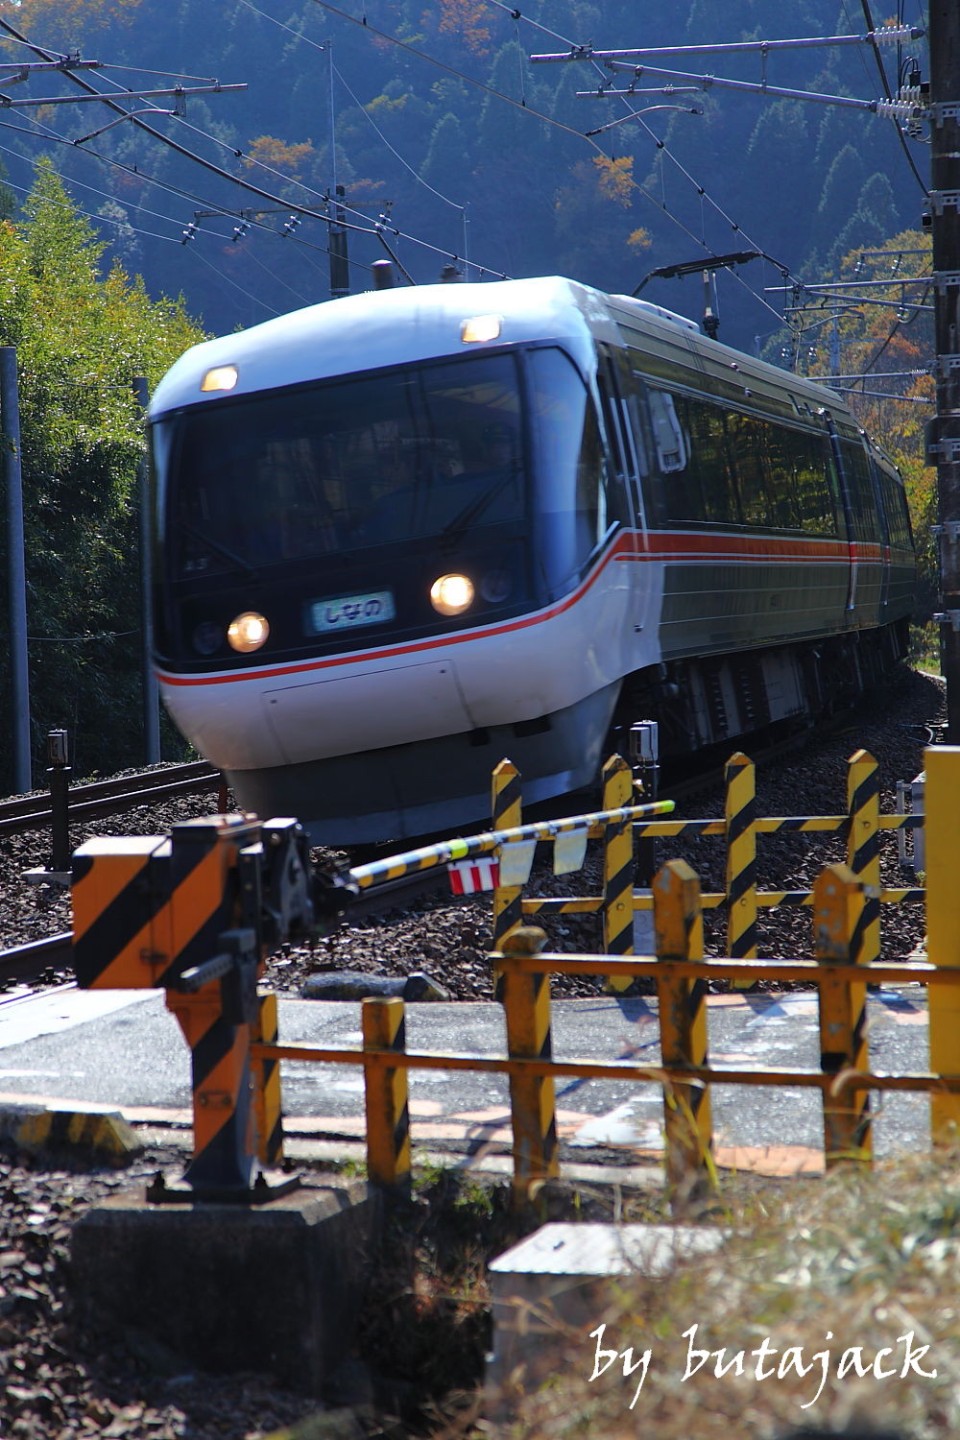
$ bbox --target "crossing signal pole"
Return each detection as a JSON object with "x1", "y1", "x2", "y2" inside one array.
[{"x1": 929, "y1": 0, "x2": 960, "y2": 738}]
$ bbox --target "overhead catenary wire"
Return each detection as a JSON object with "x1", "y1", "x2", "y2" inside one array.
[
  {"x1": 235, "y1": 0, "x2": 470, "y2": 217},
  {"x1": 43, "y1": 13, "x2": 505, "y2": 286},
  {"x1": 0, "y1": 3, "x2": 780, "y2": 319},
  {"x1": 314, "y1": 0, "x2": 790, "y2": 323}
]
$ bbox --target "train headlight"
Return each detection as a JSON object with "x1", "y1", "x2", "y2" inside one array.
[
  {"x1": 429, "y1": 573, "x2": 475, "y2": 617},
  {"x1": 227, "y1": 610, "x2": 270, "y2": 653}
]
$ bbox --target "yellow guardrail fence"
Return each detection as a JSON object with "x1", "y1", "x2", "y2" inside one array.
[{"x1": 70, "y1": 745, "x2": 941, "y2": 1204}]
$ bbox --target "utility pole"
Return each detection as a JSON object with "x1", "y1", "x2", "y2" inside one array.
[
  {"x1": 929, "y1": 0, "x2": 960, "y2": 738},
  {"x1": 2, "y1": 346, "x2": 30, "y2": 793}
]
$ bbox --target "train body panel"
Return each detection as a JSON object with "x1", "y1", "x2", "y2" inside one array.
[
  {"x1": 148, "y1": 274, "x2": 917, "y2": 842},
  {"x1": 158, "y1": 532, "x2": 664, "y2": 769}
]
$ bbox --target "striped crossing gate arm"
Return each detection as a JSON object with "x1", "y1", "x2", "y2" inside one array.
[
  {"x1": 923, "y1": 746, "x2": 960, "y2": 1141},
  {"x1": 602, "y1": 755, "x2": 635, "y2": 994},
  {"x1": 814, "y1": 863, "x2": 871, "y2": 1165},
  {"x1": 725, "y1": 752, "x2": 757, "y2": 990},
  {"x1": 498, "y1": 927, "x2": 558, "y2": 1202},
  {"x1": 652, "y1": 859, "x2": 713, "y2": 1191},
  {"x1": 362, "y1": 997, "x2": 411, "y2": 1191},
  {"x1": 846, "y1": 750, "x2": 880, "y2": 968}
]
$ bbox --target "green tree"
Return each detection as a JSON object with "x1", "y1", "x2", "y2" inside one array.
[{"x1": 0, "y1": 160, "x2": 204, "y2": 790}]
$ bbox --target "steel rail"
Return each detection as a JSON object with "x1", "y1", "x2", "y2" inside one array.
[
  {"x1": 0, "y1": 932, "x2": 74, "y2": 984},
  {"x1": 0, "y1": 761, "x2": 222, "y2": 837}
]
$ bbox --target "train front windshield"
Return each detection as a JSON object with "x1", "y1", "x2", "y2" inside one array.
[
  {"x1": 159, "y1": 354, "x2": 528, "y2": 574},
  {"x1": 152, "y1": 346, "x2": 617, "y2": 663}
]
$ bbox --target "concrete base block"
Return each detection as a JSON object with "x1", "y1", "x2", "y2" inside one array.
[
  {"x1": 485, "y1": 1222, "x2": 726, "y2": 1421},
  {"x1": 70, "y1": 1178, "x2": 378, "y2": 1396}
]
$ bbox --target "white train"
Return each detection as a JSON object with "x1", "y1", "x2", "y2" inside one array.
[{"x1": 147, "y1": 274, "x2": 916, "y2": 842}]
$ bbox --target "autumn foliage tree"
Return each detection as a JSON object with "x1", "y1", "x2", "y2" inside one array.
[{"x1": 828, "y1": 231, "x2": 937, "y2": 615}]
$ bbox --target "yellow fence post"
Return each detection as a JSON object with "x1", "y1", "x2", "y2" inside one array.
[
  {"x1": 652, "y1": 860, "x2": 713, "y2": 1190},
  {"x1": 846, "y1": 750, "x2": 880, "y2": 967},
  {"x1": 925, "y1": 746, "x2": 960, "y2": 1142},
  {"x1": 725, "y1": 752, "x2": 757, "y2": 990},
  {"x1": 497, "y1": 927, "x2": 559, "y2": 1203},
  {"x1": 602, "y1": 754, "x2": 635, "y2": 993},
  {"x1": 362, "y1": 997, "x2": 411, "y2": 1191},
  {"x1": 492, "y1": 760, "x2": 524, "y2": 952},
  {"x1": 252, "y1": 991, "x2": 284, "y2": 1168},
  {"x1": 814, "y1": 863, "x2": 871, "y2": 1166}
]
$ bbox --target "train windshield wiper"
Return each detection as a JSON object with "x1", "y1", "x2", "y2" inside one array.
[
  {"x1": 439, "y1": 470, "x2": 518, "y2": 545},
  {"x1": 178, "y1": 520, "x2": 262, "y2": 579}
]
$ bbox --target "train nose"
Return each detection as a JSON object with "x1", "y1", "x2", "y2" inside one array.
[{"x1": 262, "y1": 658, "x2": 475, "y2": 764}]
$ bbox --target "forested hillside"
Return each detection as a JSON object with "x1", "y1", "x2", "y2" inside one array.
[{"x1": 0, "y1": 0, "x2": 927, "y2": 352}]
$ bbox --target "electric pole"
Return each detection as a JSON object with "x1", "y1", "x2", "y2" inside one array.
[{"x1": 930, "y1": 0, "x2": 960, "y2": 738}]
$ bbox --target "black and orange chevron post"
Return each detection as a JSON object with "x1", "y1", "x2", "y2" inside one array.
[
  {"x1": 72, "y1": 813, "x2": 312, "y2": 1199},
  {"x1": 72, "y1": 814, "x2": 261, "y2": 991},
  {"x1": 165, "y1": 927, "x2": 262, "y2": 1195}
]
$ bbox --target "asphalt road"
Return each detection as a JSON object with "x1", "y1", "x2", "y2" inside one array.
[{"x1": 0, "y1": 983, "x2": 932, "y2": 1175}]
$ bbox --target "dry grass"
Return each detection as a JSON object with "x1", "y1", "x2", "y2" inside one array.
[{"x1": 475, "y1": 1151, "x2": 960, "y2": 1440}]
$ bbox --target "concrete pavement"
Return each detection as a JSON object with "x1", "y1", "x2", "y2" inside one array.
[{"x1": 0, "y1": 981, "x2": 933, "y2": 1179}]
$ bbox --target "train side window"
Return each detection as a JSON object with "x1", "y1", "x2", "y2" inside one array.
[
  {"x1": 838, "y1": 439, "x2": 881, "y2": 542},
  {"x1": 879, "y1": 467, "x2": 912, "y2": 548},
  {"x1": 730, "y1": 412, "x2": 778, "y2": 526}
]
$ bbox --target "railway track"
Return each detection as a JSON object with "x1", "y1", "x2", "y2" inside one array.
[
  {"x1": 0, "y1": 670, "x2": 941, "y2": 998},
  {"x1": 0, "y1": 760, "x2": 224, "y2": 839},
  {"x1": 0, "y1": 867, "x2": 454, "y2": 990}
]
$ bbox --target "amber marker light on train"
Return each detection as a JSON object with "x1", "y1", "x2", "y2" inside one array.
[
  {"x1": 200, "y1": 364, "x2": 238, "y2": 392},
  {"x1": 430, "y1": 573, "x2": 475, "y2": 617},
  {"x1": 460, "y1": 314, "x2": 501, "y2": 343},
  {"x1": 227, "y1": 610, "x2": 270, "y2": 653}
]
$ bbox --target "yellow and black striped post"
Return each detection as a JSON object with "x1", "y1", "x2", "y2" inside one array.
[
  {"x1": 814, "y1": 863, "x2": 871, "y2": 1165},
  {"x1": 725, "y1": 752, "x2": 757, "y2": 990},
  {"x1": 602, "y1": 755, "x2": 635, "y2": 992},
  {"x1": 652, "y1": 859, "x2": 713, "y2": 1190},
  {"x1": 497, "y1": 926, "x2": 558, "y2": 1203},
  {"x1": 362, "y1": 996, "x2": 411, "y2": 1191},
  {"x1": 924, "y1": 746, "x2": 960, "y2": 1142},
  {"x1": 492, "y1": 759, "x2": 524, "y2": 952},
  {"x1": 846, "y1": 750, "x2": 880, "y2": 968},
  {"x1": 252, "y1": 991, "x2": 284, "y2": 1168}
]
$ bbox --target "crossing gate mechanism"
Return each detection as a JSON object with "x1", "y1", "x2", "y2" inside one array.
[{"x1": 71, "y1": 813, "x2": 315, "y2": 1201}]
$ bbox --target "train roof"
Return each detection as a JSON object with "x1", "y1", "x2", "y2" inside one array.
[{"x1": 149, "y1": 273, "x2": 859, "y2": 432}]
